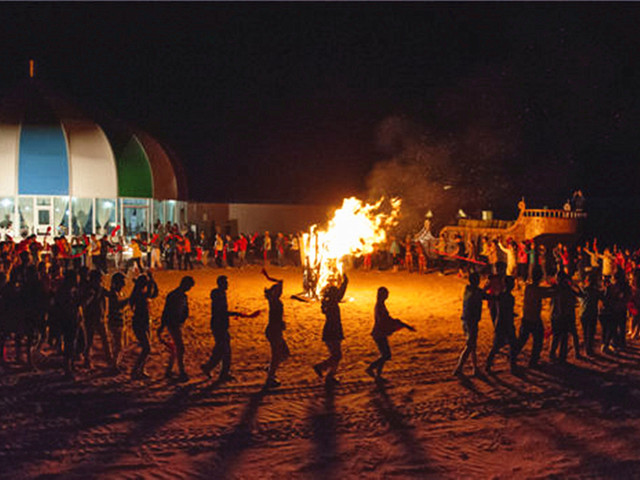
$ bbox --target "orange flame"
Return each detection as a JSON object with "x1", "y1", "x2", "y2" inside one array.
[{"x1": 302, "y1": 197, "x2": 401, "y2": 297}]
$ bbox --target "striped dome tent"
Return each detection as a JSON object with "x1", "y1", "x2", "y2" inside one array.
[{"x1": 0, "y1": 80, "x2": 187, "y2": 238}]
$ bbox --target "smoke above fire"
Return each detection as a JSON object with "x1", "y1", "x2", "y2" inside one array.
[
  {"x1": 367, "y1": 71, "x2": 523, "y2": 233},
  {"x1": 367, "y1": 115, "x2": 519, "y2": 235}
]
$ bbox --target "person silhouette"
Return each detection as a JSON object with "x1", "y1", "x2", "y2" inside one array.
[
  {"x1": 366, "y1": 286, "x2": 415, "y2": 380},
  {"x1": 106, "y1": 272, "x2": 129, "y2": 370},
  {"x1": 158, "y1": 276, "x2": 194, "y2": 382},
  {"x1": 513, "y1": 267, "x2": 555, "y2": 368},
  {"x1": 453, "y1": 272, "x2": 489, "y2": 376},
  {"x1": 313, "y1": 274, "x2": 349, "y2": 385},
  {"x1": 262, "y1": 268, "x2": 290, "y2": 387},
  {"x1": 201, "y1": 275, "x2": 259, "y2": 382},
  {"x1": 485, "y1": 276, "x2": 518, "y2": 374},
  {"x1": 129, "y1": 271, "x2": 158, "y2": 379},
  {"x1": 82, "y1": 269, "x2": 113, "y2": 369}
]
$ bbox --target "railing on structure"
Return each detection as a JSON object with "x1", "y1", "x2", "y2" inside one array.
[{"x1": 521, "y1": 209, "x2": 587, "y2": 220}]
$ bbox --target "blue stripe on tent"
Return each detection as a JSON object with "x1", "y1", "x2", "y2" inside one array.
[{"x1": 18, "y1": 125, "x2": 69, "y2": 195}]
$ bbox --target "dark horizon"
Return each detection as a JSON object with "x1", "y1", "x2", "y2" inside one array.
[{"x1": 1, "y1": 3, "x2": 640, "y2": 230}]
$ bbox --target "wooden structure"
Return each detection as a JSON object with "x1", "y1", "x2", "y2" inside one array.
[{"x1": 440, "y1": 200, "x2": 586, "y2": 244}]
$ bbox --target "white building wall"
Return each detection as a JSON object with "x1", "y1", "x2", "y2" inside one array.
[{"x1": 228, "y1": 203, "x2": 330, "y2": 234}]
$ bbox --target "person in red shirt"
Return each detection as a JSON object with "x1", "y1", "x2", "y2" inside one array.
[
  {"x1": 236, "y1": 234, "x2": 248, "y2": 267},
  {"x1": 182, "y1": 233, "x2": 193, "y2": 270},
  {"x1": 417, "y1": 245, "x2": 427, "y2": 274},
  {"x1": 404, "y1": 235, "x2": 414, "y2": 273},
  {"x1": 517, "y1": 241, "x2": 528, "y2": 286}
]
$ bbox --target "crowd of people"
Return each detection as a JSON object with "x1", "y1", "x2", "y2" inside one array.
[
  {"x1": 0, "y1": 221, "x2": 307, "y2": 278},
  {"x1": 0, "y1": 218, "x2": 414, "y2": 385},
  {"x1": 1, "y1": 214, "x2": 640, "y2": 388},
  {"x1": 453, "y1": 238, "x2": 640, "y2": 376}
]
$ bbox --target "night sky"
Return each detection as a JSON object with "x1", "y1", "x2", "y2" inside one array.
[{"x1": 1, "y1": 3, "x2": 640, "y2": 227}]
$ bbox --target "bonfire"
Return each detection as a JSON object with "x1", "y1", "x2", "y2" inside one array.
[{"x1": 299, "y1": 197, "x2": 401, "y2": 299}]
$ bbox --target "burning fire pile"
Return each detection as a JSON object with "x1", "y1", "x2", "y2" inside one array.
[{"x1": 300, "y1": 197, "x2": 401, "y2": 299}]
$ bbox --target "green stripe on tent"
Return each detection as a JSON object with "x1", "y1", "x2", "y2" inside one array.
[{"x1": 114, "y1": 135, "x2": 153, "y2": 198}]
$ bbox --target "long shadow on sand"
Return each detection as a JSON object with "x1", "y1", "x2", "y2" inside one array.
[
  {"x1": 54, "y1": 379, "x2": 203, "y2": 479},
  {"x1": 195, "y1": 386, "x2": 268, "y2": 478},
  {"x1": 307, "y1": 381, "x2": 339, "y2": 479},
  {"x1": 0, "y1": 370, "x2": 143, "y2": 477},
  {"x1": 369, "y1": 378, "x2": 438, "y2": 476}
]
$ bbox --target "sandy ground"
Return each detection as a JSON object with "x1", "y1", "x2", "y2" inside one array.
[{"x1": 3, "y1": 265, "x2": 640, "y2": 479}]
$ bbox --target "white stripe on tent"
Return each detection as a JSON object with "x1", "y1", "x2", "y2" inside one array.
[
  {"x1": 63, "y1": 120, "x2": 118, "y2": 199},
  {"x1": 0, "y1": 123, "x2": 20, "y2": 197}
]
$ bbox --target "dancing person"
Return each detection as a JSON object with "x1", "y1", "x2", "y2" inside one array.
[
  {"x1": 498, "y1": 238, "x2": 517, "y2": 278},
  {"x1": 52, "y1": 270, "x2": 81, "y2": 378},
  {"x1": 129, "y1": 271, "x2": 158, "y2": 379},
  {"x1": 611, "y1": 269, "x2": 630, "y2": 350},
  {"x1": 107, "y1": 272, "x2": 129, "y2": 370},
  {"x1": 599, "y1": 275, "x2": 617, "y2": 353},
  {"x1": 201, "y1": 275, "x2": 259, "y2": 382},
  {"x1": 485, "y1": 262, "x2": 506, "y2": 326},
  {"x1": 453, "y1": 272, "x2": 488, "y2": 376},
  {"x1": 21, "y1": 265, "x2": 48, "y2": 369},
  {"x1": 313, "y1": 274, "x2": 349, "y2": 385},
  {"x1": 549, "y1": 270, "x2": 581, "y2": 363},
  {"x1": 629, "y1": 271, "x2": 640, "y2": 340},
  {"x1": 365, "y1": 286, "x2": 416, "y2": 380},
  {"x1": 514, "y1": 267, "x2": 554, "y2": 368},
  {"x1": 485, "y1": 275, "x2": 518, "y2": 374},
  {"x1": 578, "y1": 271, "x2": 600, "y2": 356},
  {"x1": 83, "y1": 269, "x2": 113, "y2": 369},
  {"x1": 262, "y1": 269, "x2": 290, "y2": 387},
  {"x1": 158, "y1": 276, "x2": 194, "y2": 382},
  {"x1": 599, "y1": 247, "x2": 617, "y2": 284}
]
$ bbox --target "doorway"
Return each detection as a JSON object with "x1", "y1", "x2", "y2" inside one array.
[{"x1": 35, "y1": 197, "x2": 53, "y2": 236}]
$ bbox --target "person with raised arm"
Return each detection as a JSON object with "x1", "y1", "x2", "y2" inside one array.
[
  {"x1": 262, "y1": 268, "x2": 290, "y2": 388},
  {"x1": 313, "y1": 274, "x2": 349, "y2": 385}
]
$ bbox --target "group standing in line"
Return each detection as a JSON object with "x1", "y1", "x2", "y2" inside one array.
[{"x1": 3, "y1": 228, "x2": 640, "y2": 388}]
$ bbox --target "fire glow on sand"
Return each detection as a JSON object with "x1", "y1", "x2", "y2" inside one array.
[{"x1": 300, "y1": 196, "x2": 401, "y2": 298}]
